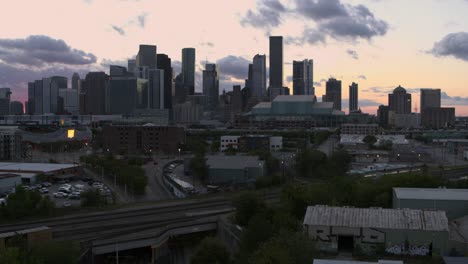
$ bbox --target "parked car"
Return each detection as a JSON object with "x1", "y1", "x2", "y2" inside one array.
[
  {"x1": 39, "y1": 188, "x2": 49, "y2": 194},
  {"x1": 82, "y1": 177, "x2": 93, "y2": 182},
  {"x1": 42, "y1": 182, "x2": 52, "y2": 187},
  {"x1": 68, "y1": 194, "x2": 80, "y2": 200},
  {"x1": 53, "y1": 192, "x2": 68, "y2": 198},
  {"x1": 63, "y1": 202, "x2": 72, "y2": 207}
]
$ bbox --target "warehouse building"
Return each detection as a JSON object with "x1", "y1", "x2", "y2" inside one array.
[
  {"x1": 303, "y1": 206, "x2": 449, "y2": 256},
  {"x1": 204, "y1": 155, "x2": 264, "y2": 185},
  {"x1": 0, "y1": 162, "x2": 81, "y2": 185},
  {"x1": 0, "y1": 173, "x2": 21, "y2": 193},
  {"x1": 393, "y1": 188, "x2": 468, "y2": 220},
  {"x1": 219, "y1": 135, "x2": 282, "y2": 152}
]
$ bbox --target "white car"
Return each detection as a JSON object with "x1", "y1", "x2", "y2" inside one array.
[
  {"x1": 63, "y1": 202, "x2": 72, "y2": 207},
  {"x1": 39, "y1": 188, "x2": 49, "y2": 194},
  {"x1": 53, "y1": 192, "x2": 68, "y2": 198}
]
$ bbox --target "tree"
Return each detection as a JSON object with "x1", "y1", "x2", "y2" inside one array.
[
  {"x1": 81, "y1": 189, "x2": 106, "y2": 207},
  {"x1": 363, "y1": 135, "x2": 377, "y2": 148},
  {"x1": 233, "y1": 191, "x2": 265, "y2": 226},
  {"x1": 225, "y1": 145, "x2": 237, "y2": 156},
  {"x1": 328, "y1": 150, "x2": 352, "y2": 177},
  {"x1": 191, "y1": 237, "x2": 231, "y2": 264},
  {"x1": 295, "y1": 149, "x2": 327, "y2": 178},
  {"x1": 190, "y1": 153, "x2": 208, "y2": 182},
  {"x1": 31, "y1": 240, "x2": 80, "y2": 264}
]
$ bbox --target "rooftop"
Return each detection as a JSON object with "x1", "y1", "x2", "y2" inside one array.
[
  {"x1": 303, "y1": 206, "x2": 448, "y2": 231},
  {"x1": 0, "y1": 173, "x2": 20, "y2": 180},
  {"x1": 0, "y1": 162, "x2": 79, "y2": 173},
  {"x1": 206, "y1": 155, "x2": 264, "y2": 170},
  {"x1": 252, "y1": 102, "x2": 271, "y2": 109},
  {"x1": 394, "y1": 188, "x2": 468, "y2": 201},
  {"x1": 273, "y1": 95, "x2": 316, "y2": 102}
]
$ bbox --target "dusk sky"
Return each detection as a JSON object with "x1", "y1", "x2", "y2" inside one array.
[{"x1": 1, "y1": 0, "x2": 468, "y2": 115}]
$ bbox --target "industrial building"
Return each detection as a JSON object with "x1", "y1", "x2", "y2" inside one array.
[
  {"x1": 313, "y1": 260, "x2": 403, "y2": 264},
  {"x1": 219, "y1": 135, "x2": 282, "y2": 152},
  {"x1": 303, "y1": 206, "x2": 449, "y2": 256},
  {"x1": 0, "y1": 173, "x2": 21, "y2": 193},
  {"x1": 102, "y1": 124, "x2": 185, "y2": 154},
  {"x1": 204, "y1": 155, "x2": 264, "y2": 185},
  {"x1": 341, "y1": 123, "x2": 379, "y2": 135},
  {"x1": 393, "y1": 188, "x2": 468, "y2": 220},
  {"x1": 0, "y1": 162, "x2": 81, "y2": 185},
  {"x1": 0, "y1": 127, "x2": 22, "y2": 160}
]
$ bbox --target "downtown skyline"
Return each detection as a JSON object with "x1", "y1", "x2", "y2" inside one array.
[{"x1": 1, "y1": 0, "x2": 468, "y2": 115}]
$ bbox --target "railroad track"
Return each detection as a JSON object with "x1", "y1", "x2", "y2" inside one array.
[{"x1": 0, "y1": 190, "x2": 280, "y2": 241}]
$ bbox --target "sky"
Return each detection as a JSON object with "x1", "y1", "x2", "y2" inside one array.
[{"x1": 1, "y1": 0, "x2": 468, "y2": 115}]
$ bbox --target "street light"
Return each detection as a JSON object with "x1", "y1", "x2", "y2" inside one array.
[{"x1": 178, "y1": 148, "x2": 181, "y2": 161}]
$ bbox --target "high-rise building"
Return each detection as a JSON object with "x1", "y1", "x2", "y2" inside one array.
[
  {"x1": 136, "y1": 45, "x2": 157, "y2": 69},
  {"x1": 136, "y1": 78, "x2": 149, "y2": 109},
  {"x1": 293, "y1": 59, "x2": 314, "y2": 95},
  {"x1": 182, "y1": 48, "x2": 196, "y2": 95},
  {"x1": 388, "y1": 86, "x2": 411, "y2": 114},
  {"x1": 0, "y1": 88, "x2": 11, "y2": 115},
  {"x1": 108, "y1": 66, "x2": 137, "y2": 114},
  {"x1": 10, "y1": 101, "x2": 23, "y2": 115},
  {"x1": 349, "y1": 82, "x2": 358, "y2": 112},
  {"x1": 127, "y1": 59, "x2": 136, "y2": 74},
  {"x1": 174, "y1": 73, "x2": 186, "y2": 104},
  {"x1": 49, "y1": 76, "x2": 68, "y2": 113},
  {"x1": 203, "y1": 63, "x2": 219, "y2": 111},
  {"x1": 252, "y1": 54, "x2": 266, "y2": 98},
  {"x1": 421, "y1": 107, "x2": 455, "y2": 129},
  {"x1": 420, "y1": 89, "x2": 441, "y2": 111},
  {"x1": 157, "y1": 54, "x2": 173, "y2": 109},
  {"x1": 33, "y1": 80, "x2": 43, "y2": 114},
  {"x1": 149, "y1": 69, "x2": 165, "y2": 109},
  {"x1": 72, "y1": 73, "x2": 80, "y2": 90},
  {"x1": 58, "y1": 89, "x2": 79, "y2": 114},
  {"x1": 80, "y1": 72, "x2": 108, "y2": 115},
  {"x1": 377, "y1": 105, "x2": 389, "y2": 127},
  {"x1": 269, "y1": 36, "x2": 283, "y2": 89},
  {"x1": 323, "y1": 78, "x2": 342, "y2": 111}
]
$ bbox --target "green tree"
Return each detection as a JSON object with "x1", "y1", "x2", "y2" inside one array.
[
  {"x1": 210, "y1": 140, "x2": 220, "y2": 153},
  {"x1": 81, "y1": 189, "x2": 106, "y2": 207},
  {"x1": 363, "y1": 135, "x2": 377, "y2": 148},
  {"x1": 328, "y1": 150, "x2": 352, "y2": 177},
  {"x1": 295, "y1": 149, "x2": 327, "y2": 178},
  {"x1": 0, "y1": 247, "x2": 21, "y2": 264},
  {"x1": 233, "y1": 191, "x2": 265, "y2": 226},
  {"x1": 191, "y1": 237, "x2": 231, "y2": 264},
  {"x1": 31, "y1": 240, "x2": 80, "y2": 264},
  {"x1": 190, "y1": 153, "x2": 208, "y2": 182},
  {"x1": 236, "y1": 212, "x2": 274, "y2": 263}
]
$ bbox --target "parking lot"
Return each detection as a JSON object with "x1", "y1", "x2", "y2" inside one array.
[{"x1": 19, "y1": 178, "x2": 113, "y2": 208}]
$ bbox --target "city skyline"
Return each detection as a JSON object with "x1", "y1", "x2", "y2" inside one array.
[{"x1": 1, "y1": 0, "x2": 468, "y2": 115}]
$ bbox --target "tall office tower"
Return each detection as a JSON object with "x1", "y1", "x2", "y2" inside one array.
[
  {"x1": 42, "y1": 77, "x2": 51, "y2": 113},
  {"x1": 58, "y1": 89, "x2": 79, "y2": 114},
  {"x1": 388, "y1": 85, "x2": 412, "y2": 114},
  {"x1": 108, "y1": 65, "x2": 137, "y2": 114},
  {"x1": 72, "y1": 73, "x2": 80, "y2": 90},
  {"x1": 33, "y1": 79, "x2": 43, "y2": 114},
  {"x1": 157, "y1": 54, "x2": 173, "y2": 109},
  {"x1": 80, "y1": 72, "x2": 108, "y2": 115},
  {"x1": 231, "y1": 85, "x2": 243, "y2": 113},
  {"x1": 136, "y1": 79, "x2": 149, "y2": 109},
  {"x1": 135, "y1": 66, "x2": 149, "y2": 79},
  {"x1": 182, "y1": 48, "x2": 196, "y2": 95},
  {"x1": 10, "y1": 101, "x2": 23, "y2": 115},
  {"x1": 252, "y1": 54, "x2": 266, "y2": 98},
  {"x1": 323, "y1": 78, "x2": 342, "y2": 111},
  {"x1": 127, "y1": 59, "x2": 136, "y2": 74},
  {"x1": 269, "y1": 36, "x2": 283, "y2": 89},
  {"x1": 377, "y1": 105, "x2": 390, "y2": 127},
  {"x1": 27, "y1": 82, "x2": 35, "y2": 114},
  {"x1": 202, "y1": 63, "x2": 219, "y2": 111},
  {"x1": 49, "y1": 76, "x2": 68, "y2": 113},
  {"x1": 349, "y1": 82, "x2": 359, "y2": 112},
  {"x1": 0, "y1": 88, "x2": 11, "y2": 115},
  {"x1": 174, "y1": 73, "x2": 186, "y2": 104},
  {"x1": 245, "y1": 63, "x2": 253, "y2": 88},
  {"x1": 136, "y1": 45, "x2": 157, "y2": 69},
  {"x1": 420, "y1": 88, "x2": 441, "y2": 111},
  {"x1": 149, "y1": 69, "x2": 165, "y2": 109},
  {"x1": 293, "y1": 59, "x2": 314, "y2": 95}
]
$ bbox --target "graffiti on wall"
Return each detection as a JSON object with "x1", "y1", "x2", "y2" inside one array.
[{"x1": 385, "y1": 243, "x2": 430, "y2": 256}]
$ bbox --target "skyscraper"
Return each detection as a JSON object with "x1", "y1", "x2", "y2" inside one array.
[
  {"x1": 49, "y1": 76, "x2": 67, "y2": 114},
  {"x1": 72, "y1": 73, "x2": 80, "y2": 90},
  {"x1": 349, "y1": 82, "x2": 358, "y2": 112},
  {"x1": 293, "y1": 59, "x2": 314, "y2": 95},
  {"x1": 80, "y1": 72, "x2": 108, "y2": 115},
  {"x1": 388, "y1": 86, "x2": 411, "y2": 114},
  {"x1": 108, "y1": 66, "x2": 137, "y2": 114},
  {"x1": 203, "y1": 63, "x2": 219, "y2": 111},
  {"x1": 10, "y1": 101, "x2": 23, "y2": 115},
  {"x1": 324, "y1": 78, "x2": 342, "y2": 111},
  {"x1": 33, "y1": 79, "x2": 43, "y2": 114},
  {"x1": 0, "y1": 88, "x2": 11, "y2": 115},
  {"x1": 157, "y1": 54, "x2": 173, "y2": 109},
  {"x1": 252, "y1": 54, "x2": 266, "y2": 98},
  {"x1": 269, "y1": 36, "x2": 283, "y2": 89},
  {"x1": 136, "y1": 45, "x2": 157, "y2": 69},
  {"x1": 182, "y1": 48, "x2": 196, "y2": 95},
  {"x1": 420, "y1": 88, "x2": 441, "y2": 111},
  {"x1": 174, "y1": 73, "x2": 186, "y2": 104},
  {"x1": 149, "y1": 69, "x2": 165, "y2": 109},
  {"x1": 127, "y1": 59, "x2": 136, "y2": 74}
]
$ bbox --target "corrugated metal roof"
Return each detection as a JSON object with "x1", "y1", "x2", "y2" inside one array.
[
  {"x1": 206, "y1": 155, "x2": 264, "y2": 170},
  {"x1": 303, "y1": 206, "x2": 448, "y2": 231},
  {"x1": 394, "y1": 188, "x2": 468, "y2": 201},
  {"x1": 0, "y1": 162, "x2": 79, "y2": 173}
]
